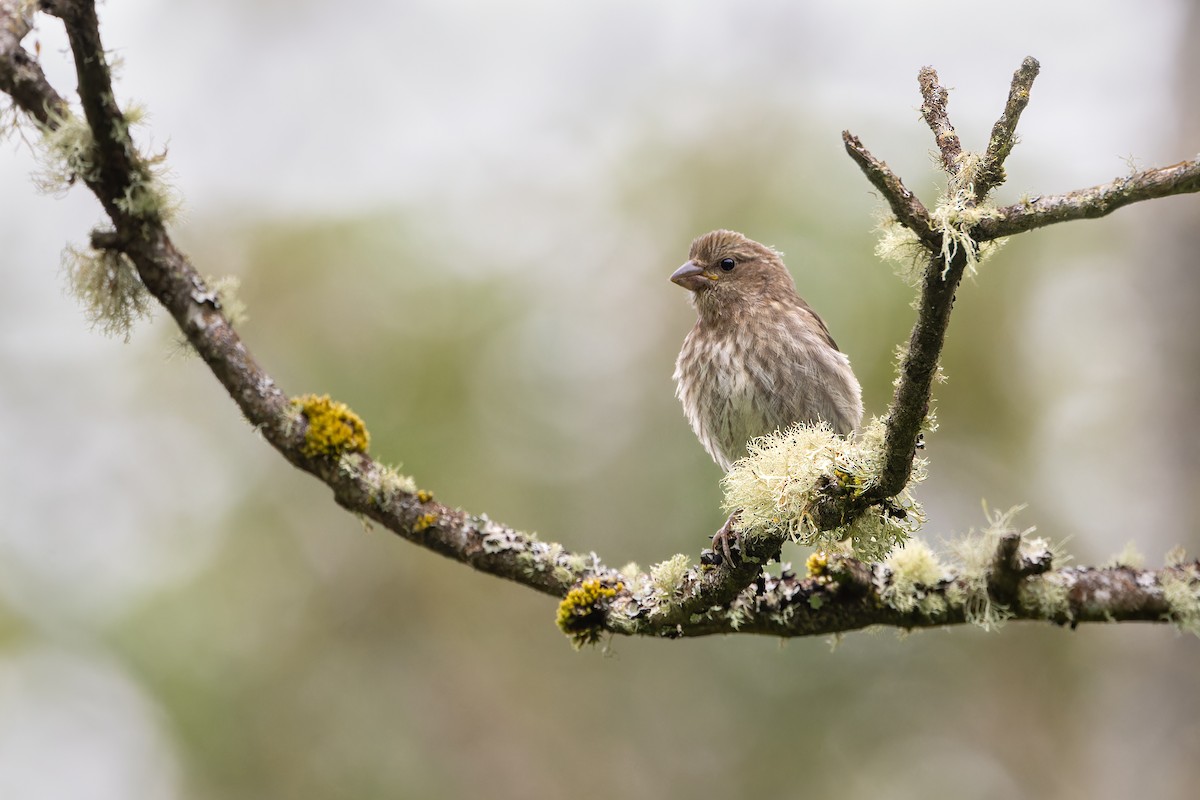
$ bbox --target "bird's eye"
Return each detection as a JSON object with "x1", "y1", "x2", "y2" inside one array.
[{"x1": 719, "y1": 257, "x2": 736, "y2": 272}]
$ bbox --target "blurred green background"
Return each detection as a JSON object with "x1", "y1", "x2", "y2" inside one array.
[{"x1": 2, "y1": 1, "x2": 1199, "y2": 798}]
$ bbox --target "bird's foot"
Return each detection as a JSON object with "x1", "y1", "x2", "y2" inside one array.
[{"x1": 701, "y1": 512, "x2": 742, "y2": 567}]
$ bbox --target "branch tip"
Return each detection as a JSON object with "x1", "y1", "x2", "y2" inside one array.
[
  {"x1": 974, "y1": 55, "x2": 1042, "y2": 200},
  {"x1": 918, "y1": 66, "x2": 961, "y2": 176}
]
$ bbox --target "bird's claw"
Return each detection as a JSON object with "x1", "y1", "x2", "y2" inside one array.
[{"x1": 708, "y1": 512, "x2": 742, "y2": 567}]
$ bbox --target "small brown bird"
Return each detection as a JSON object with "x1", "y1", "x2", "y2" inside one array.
[{"x1": 672, "y1": 229, "x2": 863, "y2": 563}]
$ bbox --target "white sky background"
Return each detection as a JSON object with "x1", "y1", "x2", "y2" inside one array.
[{"x1": 0, "y1": 1, "x2": 1192, "y2": 798}]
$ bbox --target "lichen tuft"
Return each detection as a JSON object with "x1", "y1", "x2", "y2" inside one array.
[
  {"x1": 872, "y1": 150, "x2": 1008, "y2": 290},
  {"x1": 373, "y1": 464, "x2": 417, "y2": 504},
  {"x1": 61, "y1": 244, "x2": 153, "y2": 341},
  {"x1": 882, "y1": 539, "x2": 947, "y2": 613},
  {"x1": 290, "y1": 394, "x2": 370, "y2": 458},
  {"x1": 649, "y1": 554, "x2": 692, "y2": 601},
  {"x1": 1160, "y1": 569, "x2": 1200, "y2": 638},
  {"x1": 34, "y1": 109, "x2": 100, "y2": 194},
  {"x1": 721, "y1": 417, "x2": 926, "y2": 562},
  {"x1": 207, "y1": 274, "x2": 248, "y2": 327}
]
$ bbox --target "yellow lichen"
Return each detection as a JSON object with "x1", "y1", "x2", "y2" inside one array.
[
  {"x1": 417, "y1": 489, "x2": 434, "y2": 503},
  {"x1": 556, "y1": 579, "x2": 623, "y2": 649},
  {"x1": 291, "y1": 394, "x2": 370, "y2": 458},
  {"x1": 806, "y1": 551, "x2": 829, "y2": 578},
  {"x1": 413, "y1": 512, "x2": 438, "y2": 533}
]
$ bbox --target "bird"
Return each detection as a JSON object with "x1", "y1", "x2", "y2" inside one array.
[{"x1": 671, "y1": 229, "x2": 863, "y2": 565}]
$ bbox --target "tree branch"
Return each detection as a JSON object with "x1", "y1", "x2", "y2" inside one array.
[
  {"x1": 974, "y1": 159, "x2": 1200, "y2": 241},
  {"x1": 3, "y1": 11, "x2": 1199, "y2": 643},
  {"x1": 974, "y1": 56, "x2": 1040, "y2": 200},
  {"x1": 0, "y1": 0, "x2": 68, "y2": 124},
  {"x1": 918, "y1": 65, "x2": 963, "y2": 177},
  {"x1": 842, "y1": 131, "x2": 939, "y2": 249}
]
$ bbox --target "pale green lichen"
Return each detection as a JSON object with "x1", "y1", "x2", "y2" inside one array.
[
  {"x1": 206, "y1": 274, "x2": 248, "y2": 327},
  {"x1": 1164, "y1": 546, "x2": 1189, "y2": 568},
  {"x1": 375, "y1": 464, "x2": 418, "y2": 501},
  {"x1": 1160, "y1": 570, "x2": 1200, "y2": 637},
  {"x1": 874, "y1": 218, "x2": 929, "y2": 287},
  {"x1": 1017, "y1": 574, "x2": 1072, "y2": 620},
  {"x1": 650, "y1": 553, "x2": 692, "y2": 601},
  {"x1": 873, "y1": 149, "x2": 1008, "y2": 289},
  {"x1": 882, "y1": 539, "x2": 947, "y2": 613},
  {"x1": 34, "y1": 103, "x2": 180, "y2": 225},
  {"x1": 944, "y1": 505, "x2": 1041, "y2": 630},
  {"x1": 33, "y1": 109, "x2": 100, "y2": 193},
  {"x1": 1105, "y1": 540, "x2": 1145, "y2": 569},
  {"x1": 721, "y1": 417, "x2": 926, "y2": 562},
  {"x1": 61, "y1": 244, "x2": 153, "y2": 341}
]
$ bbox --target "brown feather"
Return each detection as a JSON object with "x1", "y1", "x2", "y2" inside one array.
[{"x1": 672, "y1": 230, "x2": 863, "y2": 471}]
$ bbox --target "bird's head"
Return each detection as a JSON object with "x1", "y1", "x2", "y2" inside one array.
[{"x1": 671, "y1": 229, "x2": 797, "y2": 316}]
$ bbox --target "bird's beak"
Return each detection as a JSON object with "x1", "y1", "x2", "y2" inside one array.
[{"x1": 670, "y1": 260, "x2": 714, "y2": 291}]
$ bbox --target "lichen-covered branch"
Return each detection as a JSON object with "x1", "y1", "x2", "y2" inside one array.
[
  {"x1": 564, "y1": 530, "x2": 1200, "y2": 643},
  {"x1": 841, "y1": 131, "x2": 938, "y2": 248},
  {"x1": 974, "y1": 56, "x2": 1040, "y2": 200},
  {"x1": 842, "y1": 57, "x2": 1200, "y2": 522},
  {"x1": 918, "y1": 66, "x2": 963, "y2": 177},
  {"x1": 0, "y1": 0, "x2": 68, "y2": 124},
  {"x1": 973, "y1": 159, "x2": 1200, "y2": 241},
  {"x1": 2, "y1": 10, "x2": 1199, "y2": 646}
]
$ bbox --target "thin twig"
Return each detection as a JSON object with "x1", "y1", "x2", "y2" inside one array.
[
  {"x1": 974, "y1": 56, "x2": 1040, "y2": 201},
  {"x1": 974, "y1": 159, "x2": 1200, "y2": 241},
  {"x1": 0, "y1": 1, "x2": 69, "y2": 125},
  {"x1": 919, "y1": 66, "x2": 962, "y2": 177},
  {"x1": 842, "y1": 131, "x2": 939, "y2": 248}
]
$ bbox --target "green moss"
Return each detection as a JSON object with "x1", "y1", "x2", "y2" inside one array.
[
  {"x1": 291, "y1": 394, "x2": 370, "y2": 458},
  {"x1": 556, "y1": 579, "x2": 622, "y2": 649}
]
